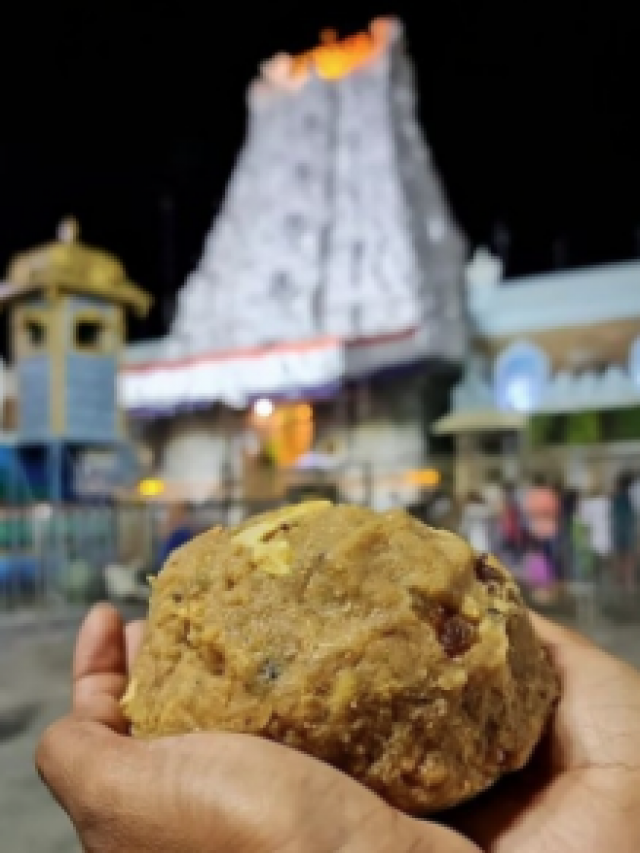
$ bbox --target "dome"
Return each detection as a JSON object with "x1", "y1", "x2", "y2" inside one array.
[{"x1": 1, "y1": 219, "x2": 151, "y2": 317}]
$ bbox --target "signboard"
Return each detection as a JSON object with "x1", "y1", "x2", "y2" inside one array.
[{"x1": 74, "y1": 448, "x2": 138, "y2": 497}]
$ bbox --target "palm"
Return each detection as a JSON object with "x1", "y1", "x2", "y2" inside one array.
[
  {"x1": 60, "y1": 606, "x2": 640, "y2": 853},
  {"x1": 66, "y1": 607, "x2": 476, "y2": 853},
  {"x1": 446, "y1": 614, "x2": 640, "y2": 852}
]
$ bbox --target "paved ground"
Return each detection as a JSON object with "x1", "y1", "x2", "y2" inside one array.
[
  {"x1": 1, "y1": 607, "x2": 143, "y2": 853},
  {"x1": 1, "y1": 620, "x2": 81, "y2": 853},
  {"x1": 2, "y1": 606, "x2": 640, "y2": 853}
]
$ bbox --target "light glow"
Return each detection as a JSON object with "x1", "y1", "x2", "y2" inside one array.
[
  {"x1": 262, "y1": 18, "x2": 392, "y2": 88},
  {"x1": 254, "y1": 398, "x2": 275, "y2": 418},
  {"x1": 138, "y1": 478, "x2": 165, "y2": 498},
  {"x1": 404, "y1": 468, "x2": 441, "y2": 488}
]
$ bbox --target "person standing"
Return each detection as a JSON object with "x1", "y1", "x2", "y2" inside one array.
[
  {"x1": 611, "y1": 472, "x2": 637, "y2": 593},
  {"x1": 482, "y1": 471, "x2": 505, "y2": 551},
  {"x1": 498, "y1": 483, "x2": 524, "y2": 568},
  {"x1": 523, "y1": 475, "x2": 561, "y2": 604},
  {"x1": 578, "y1": 482, "x2": 611, "y2": 581},
  {"x1": 157, "y1": 503, "x2": 195, "y2": 571}
]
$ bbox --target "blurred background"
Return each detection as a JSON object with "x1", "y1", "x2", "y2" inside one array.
[{"x1": 2, "y1": 3, "x2": 640, "y2": 850}]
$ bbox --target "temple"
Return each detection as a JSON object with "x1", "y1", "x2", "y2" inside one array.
[
  {"x1": 121, "y1": 18, "x2": 467, "y2": 508},
  {"x1": 435, "y1": 249, "x2": 640, "y2": 495}
]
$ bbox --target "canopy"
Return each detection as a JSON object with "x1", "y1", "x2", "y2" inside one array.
[{"x1": 432, "y1": 409, "x2": 526, "y2": 435}]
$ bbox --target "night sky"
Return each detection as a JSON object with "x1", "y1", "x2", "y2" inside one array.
[{"x1": 1, "y1": 3, "x2": 640, "y2": 344}]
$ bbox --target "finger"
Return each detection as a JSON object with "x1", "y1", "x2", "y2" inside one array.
[
  {"x1": 73, "y1": 603, "x2": 129, "y2": 732},
  {"x1": 530, "y1": 608, "x2": 640, "y2": 770},
  {"x1": 528, "y1": 610, "x2": 594, "y2": 651},
  {"x1": 125, "y1": 620, "x2": 146, "y2": 673}
]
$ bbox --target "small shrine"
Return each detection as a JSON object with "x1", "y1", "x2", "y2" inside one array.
[
  {"x1": 434, "y1": 249, "x2": 640, "y2": 495},
  {"x1": 0, "y1": 219, "x2": 152, "y2": 500}
]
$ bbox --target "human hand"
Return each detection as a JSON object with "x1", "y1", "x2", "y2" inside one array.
[
  {"x1": 445, "y1": 612, "x2": 640, "y2": 852},
  {"x1": 36, "y1": 604, "x2": 476, "y2": 853},
  {"x1": 36, "y1": 606, "x2": 640, "y2": 853}
]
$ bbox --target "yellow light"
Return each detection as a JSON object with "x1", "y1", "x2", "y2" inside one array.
[
  {"x1": 281, "y1": 18, "x2": 391, "y2": 85},
  {"x1": 138, "y1": 478, "x2": 165, "y2": 498},
  {"x1": 295, "y1": 403, "x2": 313, "y2": 422},
  {"x1": 404, "y1": 469, "x2": 441, "y2": 488}
]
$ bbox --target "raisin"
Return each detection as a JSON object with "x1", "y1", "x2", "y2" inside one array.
[
  {"x1": 409, "y1": 589, "x2": 477, "y2": 656},
  {"x1": 262, "y1": 522, "x2": 293, "y2": 542},
  {"x1": 438, "y1": 615, "x2": 477, "y2": 658},
  {"x1": 410, "y1": 589, "x2": 455, "y2": 629},
  {"x1": 495, "y1": 747, "x2": 514, "y2": 767},
  {"x1": 474, "y1": 553, "x2": 502, "y2": 584},
  {"x1": 258, "y1": 660, "x2": 281, "y2": 683},
  {"x1": 172, "y1": 592, "x2": 184, "y2": 604},
  {"x1": 202, "y1": 646, "x2": 225, "y2": 676}
]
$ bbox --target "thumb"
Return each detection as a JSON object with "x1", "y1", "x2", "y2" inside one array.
[
  {"x1": 36, "y1": 717, "x2": 145, "y2": 836},
  {"x1": 73, "y1": 603, "x2": 129, "y2": 732},
  {"x1": 36, "y1": 719, "x2": 480, "y2": 853}
]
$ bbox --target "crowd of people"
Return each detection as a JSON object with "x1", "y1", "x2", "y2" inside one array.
[{"x1": 459, "y1": 471, "x2": 640, "y2": 603}]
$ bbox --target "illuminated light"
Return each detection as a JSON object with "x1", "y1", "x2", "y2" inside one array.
[
  {"x1": 264, "y1": 18, "x2": 392, "y2": 87},
  {"x1": 138, "y1": 478, "x2": 165, "y2": 498},
  {"x1": 404, "y1": 469, "x2": 441, "y2": 488},
  {"x1": 504, "y1": 377, "x2": 535, "y2": 413},
  {"x1": 254, "y1": 398, "x2": 275, "y2": 418},
  {"x1": 320, "y1": 29, "x2": 338, "y2": 44},
  {"x1": 295, "y1": 403, "x2": 313, "y2": 422}
]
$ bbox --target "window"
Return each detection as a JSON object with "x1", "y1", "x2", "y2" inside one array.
[
  {"x1": 494, "y1": 341, "x2": 549, "y2": 413},
  {"x1": 295, "y1": 162, "x2": 311, "y2": 183},
  {"x1": 25, "y1": 318, "x2": 46, "y2": 349},
  {"x1": 477, "y1": 431, "x2": 519, "y2": 455},
  {"x1": 74, "y1": 313, "x2": 111, "y2": 352},
  {"x1": 269, "y1": 271, "x2": 294, "y2": 300},
  {"x1": 18, "y1": 310, "x2": 48, "y2": 354},
  {"x1": 303, "y1": 113, "x2": 320, "y2": 132},
  {"x1": 350, "y1": 305, "x2": 362, "y2": 336},
  {"x1": 284, "y1": 213, "x2": 306, "y2": 242}
]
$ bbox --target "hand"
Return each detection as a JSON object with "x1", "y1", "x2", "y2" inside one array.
[
  {"x1": 35, "y1": 606, "x2": 640, "y2": 853},
  {"x1": 445, "y1": 612, "x2": 640, "y2": 852},
  {"x1": 36, "y1": 604, "x2": 476, "y2": 853}
]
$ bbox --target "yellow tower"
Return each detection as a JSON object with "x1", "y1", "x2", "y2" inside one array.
[{"x1": 0, "y1": 219, "x2": 151, "y2": 499}]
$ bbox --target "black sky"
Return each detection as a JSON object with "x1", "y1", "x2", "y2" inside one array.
[{"x1": 1, "y1": 2, "x2": 640, "y2": 342}]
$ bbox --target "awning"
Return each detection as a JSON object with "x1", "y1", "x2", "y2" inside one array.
[{"x1": 432, "y1": 409, "x2": 527, "y2": 435}]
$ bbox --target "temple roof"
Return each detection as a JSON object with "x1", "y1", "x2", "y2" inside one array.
[
  {"x1": 0, "y1": 218, "x2": 152, "y2": 317},
  {"x1": 468, "y1": 259, "x2": 640, "y2": 338}
]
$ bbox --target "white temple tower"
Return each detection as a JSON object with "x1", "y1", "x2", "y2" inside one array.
[
  {"x1": 170, "y1": 19, "x2": 466, "y2": 363},
  {"x1": 122, "y1": 19, "x2": 469, "y2": 508}
]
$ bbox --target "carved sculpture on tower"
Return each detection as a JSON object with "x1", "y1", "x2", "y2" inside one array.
[{"x1": 124, "y1": 17, "x2": 467, "y2": 413}]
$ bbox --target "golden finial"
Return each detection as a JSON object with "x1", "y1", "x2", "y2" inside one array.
[{"x1": 57, "y1": 217, "x2": 80, "y2": 244}]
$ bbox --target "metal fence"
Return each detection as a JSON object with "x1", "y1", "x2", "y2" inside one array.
[{"x1": 2, "y1": 454, "x2": 640, "y2": 625}]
